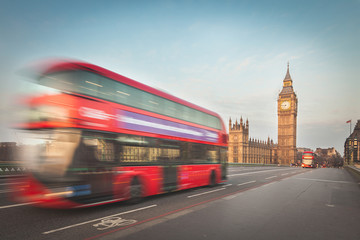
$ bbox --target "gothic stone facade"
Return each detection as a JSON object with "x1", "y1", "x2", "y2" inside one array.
[
  {"x1": 228, "y1": 118, "x2": 277, "y2": 164},
  {"x1": 344, "y1": 120, "x2": 360, "y2": 165}
]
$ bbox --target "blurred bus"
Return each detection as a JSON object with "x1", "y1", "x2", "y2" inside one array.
[
  {"x1": 11, "y1": 60, "x2": 228, "y2": 208},
  {"x1": 301, "y1": 151, "x2": 315, "y2": 168}
]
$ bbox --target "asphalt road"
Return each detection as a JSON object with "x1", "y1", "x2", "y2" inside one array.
[{"x1": 0, "y1": 166, "x2": 359, "y2": 240}]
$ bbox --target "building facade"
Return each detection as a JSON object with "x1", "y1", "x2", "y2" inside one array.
[
  {"x1": 277, "y1": 63, "x2": 298, "y2": 165},
  {"x1": 0, "y1": 142, "x2": 17, "y2": 162},
  {"x1": 315, "y1": 147, "x2": 339, "y2": 157},
  {"x1": 228, "y1": 118, "x2": 277, "y2": 164},
  {"x1": 315, "y1": 147, "x2": 343, "y2": 167},
  {"x1": 344, "y1": 120, "x2": 360, "y2": 165}
]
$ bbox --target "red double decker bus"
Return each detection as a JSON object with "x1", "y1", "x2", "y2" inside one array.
[
  {"x1": 301, "y1": 151, "x2": 315, "y2": 168},
  {"x1": 12, "y1": 60, "x2": 228, "y2": 208}
]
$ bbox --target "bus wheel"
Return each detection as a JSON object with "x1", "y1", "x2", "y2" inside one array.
[
  {"x1": 209, "y1": 171, "x2": 216, "y2": 187},
  {"x1": 128, "y1": 178, "x2": 143, "y2": 204}
]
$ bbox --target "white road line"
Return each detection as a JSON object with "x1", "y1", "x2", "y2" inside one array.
[
  {"x1": 223, "y1": 184, "x2": 233, "y2": 187},
  {"x1": 259, "y1": 182, "x2": 276, "y2": 188},
  {"x1": 74, "y1": 197, "x2": 125, "y2": 208},
  {"x1": 265, "y1": 176, "x2": 277, "y2": 180},
  {"x1": 224, "y1": 195, "x2": 238, "y2": 200},
  {"x1": 281, "y1": 173, "x2": 289, "y2": 176},
  {"x1": 0, "y1": 202, "x2": 37, "y2": 209},
  {"x1": 43, "y1": 204, "x2": 157, "y2": 235},
  {"x1": 295, "y1": 178, "x2": 355, "y2": 184},
  {"x1": 187, "y1": 188, "x2": 226, "y2": 198},
  {"x1": 228, "y1": 168, "x2": 291, "y2": 177},
  {"x1": 237, "y1": 180, "x2": 256, "y2": 186}
]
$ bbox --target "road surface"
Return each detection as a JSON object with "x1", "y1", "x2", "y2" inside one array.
[{"x1": 0, "y1": 166, "x2": 359, "y2": 240}]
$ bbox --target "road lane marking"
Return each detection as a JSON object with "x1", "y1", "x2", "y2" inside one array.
[
  {"x1": 223, "y1": 184, "x2": 232, "y2": 187},
  {"x1": 237, "y1": 180, "x2": 256, "y2": 186},
  {"x1": 0, "y1": 202, "x2": 37, "y2": 209},
  {"x1": 265, "y1": 176, "x2": 277, "y2": 180},
  {"x1": 256, "y1": 182, "x2": 276, "y2": 189},
  {"x1": 295, "y1": 178, "x2": 355, "y2": 184},
  {"x1": 228, "y1": 168, "x2": 292, "y2": 177},
  {"x1": 224, "y1": 195, "x2": 238, "y2": 200},
  {"x1": 74, "y1": 198, "x2": 126, "y2": 208},
  {"x1": 187, "y1": 188, "x2": 226, "y2": 198},
  {"x1": 42, "y1": 204, "x2": 157, "y2": 235},
  {"x1": 281, "y1": 173, "x2": 289, "y2": 176}
]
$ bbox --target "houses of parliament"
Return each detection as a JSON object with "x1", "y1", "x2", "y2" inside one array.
[{"x1": 228, "y1": 63, "x2": 298, "y2": 165}]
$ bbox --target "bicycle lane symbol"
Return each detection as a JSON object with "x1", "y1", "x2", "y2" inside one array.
[{"x1": 93, "y1": 217, "x2": 137, "y2": 230}]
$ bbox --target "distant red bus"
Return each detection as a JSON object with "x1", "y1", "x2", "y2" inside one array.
[
  {"x1": 301, "y1": 151, "x2": 315, "y2": 168},
  {"x1": 12, "y1": 60, "x2": 228, "y2": 208}
]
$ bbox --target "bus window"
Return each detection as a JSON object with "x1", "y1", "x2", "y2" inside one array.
[
  {"x1": 206, "y1": 149, "x2": 219, "y2": 163},
  {"x1": 96, "y1": 76, "x2": 116, "y2": 102},
  {"x1": 78, "y1": 71, "x2": 103, "y2": 97}
]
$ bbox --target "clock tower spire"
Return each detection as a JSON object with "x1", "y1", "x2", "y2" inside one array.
[
  {"x1": 283, "y1": 61, "x2": 293, "y2": 87},
  {"x1": 277, "y1": 62, "x2": 298, "y2": 165}
]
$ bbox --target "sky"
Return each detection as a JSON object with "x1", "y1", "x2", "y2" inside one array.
[{"x1": 0, "y1": 0, "x2": 359, "y2": 155}]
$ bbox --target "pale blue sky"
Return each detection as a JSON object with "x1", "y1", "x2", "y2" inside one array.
[{"x1": 1, "y1": 0, "x2": 359, "y2": 154}]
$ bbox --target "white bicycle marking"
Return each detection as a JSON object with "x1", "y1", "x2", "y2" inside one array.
[
  {"x1": 93, "y1": 217, "x2": 137, "y2": 230},
  {"x1": 43, "y1": 204, "x2": 157, "y2": 234}
]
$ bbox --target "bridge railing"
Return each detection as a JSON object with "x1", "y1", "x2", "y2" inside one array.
[{"x1": 0, "y1": 162, "x2": 27, "y2": 178}]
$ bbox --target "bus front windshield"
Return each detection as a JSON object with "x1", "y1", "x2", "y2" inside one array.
[
  {"x1": 38, "y1": 71, "x2": 104, "y2": 97},
  {"x1": 302, "y1": 159, "x2": 313, "y2": 165},
  {"x1": 18, "y1": 129, "x2": 81, "y2": 178}
]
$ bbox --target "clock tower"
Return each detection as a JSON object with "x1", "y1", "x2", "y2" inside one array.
[{"x1": 277, "y1": 63, "x2": 298, "y2": 165}]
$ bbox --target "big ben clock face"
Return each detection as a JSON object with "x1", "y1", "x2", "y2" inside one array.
[{"x1": 281, "y1": 100, "x2": 291, "y2": 110}]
